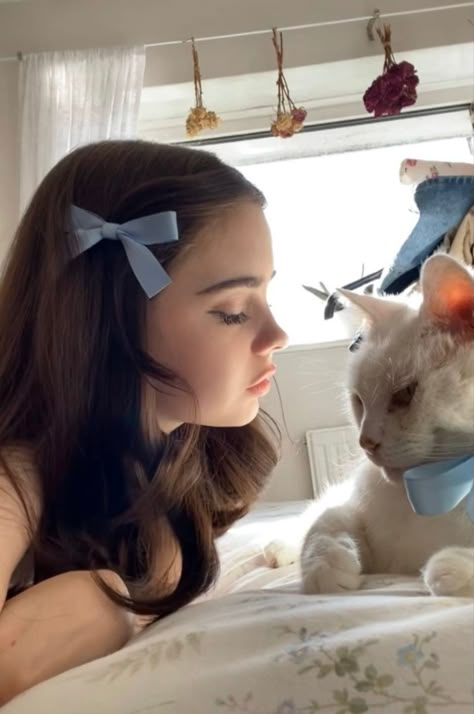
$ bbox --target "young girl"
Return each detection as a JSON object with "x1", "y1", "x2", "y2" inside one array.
[{"x1": 0, "y1": 139, "x2": 288, "y2": 702}]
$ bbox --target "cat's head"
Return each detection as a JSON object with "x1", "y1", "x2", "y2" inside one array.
[{"x1": 340, "y1": 254, "x2": 474, "y2": 482}]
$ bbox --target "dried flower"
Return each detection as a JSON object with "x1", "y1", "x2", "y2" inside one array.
[
  {"x1": 185, "y1": 39, "x2": 221, "y2": 137},
  {"x1": 270, "y1": 29, "x2": 307, "y2": 138},
  {"x1": 185, "y1": 107, "x2": 220, "y2": 137},
  {"x1": 363, "y1": 24, "x2": 419, "y2": 117}
]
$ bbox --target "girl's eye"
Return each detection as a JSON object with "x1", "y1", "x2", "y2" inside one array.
[{"x1": 210, "y1": 311, "x2": 249, "y2": 326}]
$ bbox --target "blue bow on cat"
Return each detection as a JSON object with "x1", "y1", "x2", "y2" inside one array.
[{"x1": 404, "y1": 455, "x2": 474, "y2": 522}]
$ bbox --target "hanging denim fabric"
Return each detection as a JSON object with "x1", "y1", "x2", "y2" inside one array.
[{"x1": 380, "y1": 176, "x2": 474, "y2": 294}]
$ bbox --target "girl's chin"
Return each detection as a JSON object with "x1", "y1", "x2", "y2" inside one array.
[
  {"x1": 199, "y1": 405, "x2": 260, "y2": 428},
  {"x1": 228, "y1": 407, "x2": 260, "y2": 428}
]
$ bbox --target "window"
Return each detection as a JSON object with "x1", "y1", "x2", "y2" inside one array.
[{"x1": 210, "y1": 129, "x2": 473, "y2": 346}]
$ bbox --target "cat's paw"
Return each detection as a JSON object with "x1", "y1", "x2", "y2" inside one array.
[
  {"x1": 422, "y1": 547, "x2": 474, "y2": 597},
  {"x1": 301, "y1": 534, "x2": 362, "y2": 594},
  {"x1": 263, "y1": 539, "x2": 300, "y2": 568}
]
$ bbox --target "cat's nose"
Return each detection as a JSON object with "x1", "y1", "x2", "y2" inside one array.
[{"x1": 359, "y1": 435, "x2": 381, "y2": 453}]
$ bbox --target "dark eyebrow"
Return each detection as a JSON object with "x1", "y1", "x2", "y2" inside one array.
[{"x1": 196, "y1": 270, "x2": 276, "y2": 295}]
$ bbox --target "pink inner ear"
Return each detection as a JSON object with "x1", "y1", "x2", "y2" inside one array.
[
  {"x1": 443, "y1": 280, "x2": 474, "y2": 321},
  {"x1": 425, "y1": 274, "x2": 474, "y2": 325}
]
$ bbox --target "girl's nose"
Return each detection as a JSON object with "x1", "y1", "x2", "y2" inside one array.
[{"x1": 254, "y1": 313, "x2": 288, "y2": 355}]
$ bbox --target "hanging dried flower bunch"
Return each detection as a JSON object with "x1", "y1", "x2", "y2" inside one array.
[
  {"x1": 185, "y1": 38, "x2": 220, "y2": 137},
  {"x1": 270, "y1": 28, "x2": 307, "y2": 138},
  {"x1": 363, "y1": 23, "x2": 419, "y2": 117}
]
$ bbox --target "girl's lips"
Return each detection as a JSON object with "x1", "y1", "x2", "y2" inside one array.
[
  {"x1": 248, "y1": 366, "x2": 276, "y2": 389},
  {"x1": 246, "y1": 378, "x2": 272, "y2": 396}
]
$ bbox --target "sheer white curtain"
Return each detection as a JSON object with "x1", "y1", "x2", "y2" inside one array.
[{"x1": 19, "y1": 45, "x2": 146, "y2": 213}]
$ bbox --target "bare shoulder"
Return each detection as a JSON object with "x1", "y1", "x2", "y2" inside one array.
[
  {"x1": 0, "y1": 445, "x2": 42, "y2": 519},
  {"x1": 0, "y1": 445, "x2": 42, "y2": 605}
]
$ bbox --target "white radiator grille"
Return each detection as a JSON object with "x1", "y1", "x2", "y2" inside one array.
[{"x1": 306, "y1": 425, "x2": 361, "y2": 498}]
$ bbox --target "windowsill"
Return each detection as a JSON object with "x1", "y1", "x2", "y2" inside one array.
[{"x1": 281, "y1": 337, "x2": 351, "y2": 353}]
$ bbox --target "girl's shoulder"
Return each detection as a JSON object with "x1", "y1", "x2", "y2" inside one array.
[
  {"x1": 0, "y1": 444, "x2": 41, "y2": 494},
  {"x1": 0, "y1": 444, "x2": 42, "y2": 532},
  {"x1": 0, "y1": 445, "x2": 42, "y2": 607}
]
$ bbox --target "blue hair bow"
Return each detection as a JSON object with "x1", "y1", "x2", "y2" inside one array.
[{"x1": 68, "y1": 205, "x2": 179, "y2": 298}]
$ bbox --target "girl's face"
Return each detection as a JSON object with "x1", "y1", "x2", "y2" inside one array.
[{"x1": 144, "y1": 202, "x2": 288, "y2": 433}]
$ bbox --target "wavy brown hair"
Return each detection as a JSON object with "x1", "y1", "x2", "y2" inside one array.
[{"x1": 0, "y1": 139, "x2": 281, "y2": 621}]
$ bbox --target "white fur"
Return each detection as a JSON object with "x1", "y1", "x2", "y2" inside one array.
[
  {"x1": 269, "y1": 256, "x2": 474, "y2": 597},
  {"x1": 301, "y1": 464, "x2": 473, "y2": 595}
]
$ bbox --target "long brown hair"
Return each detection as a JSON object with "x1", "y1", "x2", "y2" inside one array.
[{"x1": 0, "y1": 140, "x2": 281, "y2": 620}]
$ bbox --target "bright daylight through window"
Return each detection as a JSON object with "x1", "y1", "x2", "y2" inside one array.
[{"x1": 233, "y1": 136, "x2": 473, "y2": 346}]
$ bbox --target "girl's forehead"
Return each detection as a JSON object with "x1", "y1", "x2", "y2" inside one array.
[{"x1": 172, "y1": 203, "x2": 273, "y2": 282}]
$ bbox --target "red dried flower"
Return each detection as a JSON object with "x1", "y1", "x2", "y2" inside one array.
[
  {"x1": 364, "y1": 62, "x2": 419, "y2": 117},
  {"x1": 291, "y1": 107, "x2": 307, "y2": 123},
  {"x1": 363, "y1": 25, "x2": 419, "y2": 117}
]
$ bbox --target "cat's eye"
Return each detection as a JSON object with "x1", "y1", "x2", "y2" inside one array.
[
  {"x1": 390, "y1": 382, "x2": 418, "y2": 409},
  {"x1": 349, "y1": 330, "x2": 363, "y2": 353},
  {"x1": 351, "y1": 393, "x2": 363, "y2": 411}
]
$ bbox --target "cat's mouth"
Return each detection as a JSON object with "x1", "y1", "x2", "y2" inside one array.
[
  {"x1": 381, "y1": 467, "x2": 405, "y2": 482},
  {"x1": 363, "y1": 452, "x2": 405, "y2": 481}
]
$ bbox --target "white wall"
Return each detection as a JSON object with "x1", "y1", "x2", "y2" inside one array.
[
  {"x1": 0, "y1": 60, "x2": 19, "y2": 257},
  {"x1": 260, "y1": 341, "x2": 352, "y2": 501},
  {"x1": 2, "y1": 0, "x2": 472, "y2": 85}
]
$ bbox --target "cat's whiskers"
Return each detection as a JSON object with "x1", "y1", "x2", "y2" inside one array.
[
  {"x1": 427, "y1": 444, "x2": 474, "y2": 459},
  {"x1": 387, "y1": 356, "x2": 397, "y2": 387},
  {"x1": 382, "y1": 439, "x2": 473, "y2": 466}
]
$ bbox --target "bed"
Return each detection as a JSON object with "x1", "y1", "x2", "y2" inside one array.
[{"x1": 3, "y1": 501, "x2": 473, "y2": 713}]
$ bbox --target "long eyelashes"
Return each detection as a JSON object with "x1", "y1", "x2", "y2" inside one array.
[{"x1": 209, "y1": 311, "x2": 249, "y2": 326}]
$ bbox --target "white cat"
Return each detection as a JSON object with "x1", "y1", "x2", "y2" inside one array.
[{"x1": 267, "y1": 254, "x2": 474, "y2": 597}]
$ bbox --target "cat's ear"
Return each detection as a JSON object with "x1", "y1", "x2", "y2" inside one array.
[
  {"x1": 420, "y1": 254, "x2": 474, "y2": 330},
  {"x1": 337, "y1": 288, "x2": 404, "y2": 325}
]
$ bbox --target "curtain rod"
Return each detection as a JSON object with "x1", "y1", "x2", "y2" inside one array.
[
  {"x1": 1, "y1": 2, "x2": 472, "y2": 62},
  {"x1": 145, "y1": 3, "x2": 473, "y2": 48}
]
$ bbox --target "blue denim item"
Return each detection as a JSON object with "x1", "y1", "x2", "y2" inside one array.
[{"x1": 380, "y1": 176, "x2": 474, "y2": 295}]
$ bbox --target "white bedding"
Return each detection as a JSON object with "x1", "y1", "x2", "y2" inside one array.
[{"x1": 4, "y1": 501, "x2": 474, "y2": 713}]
